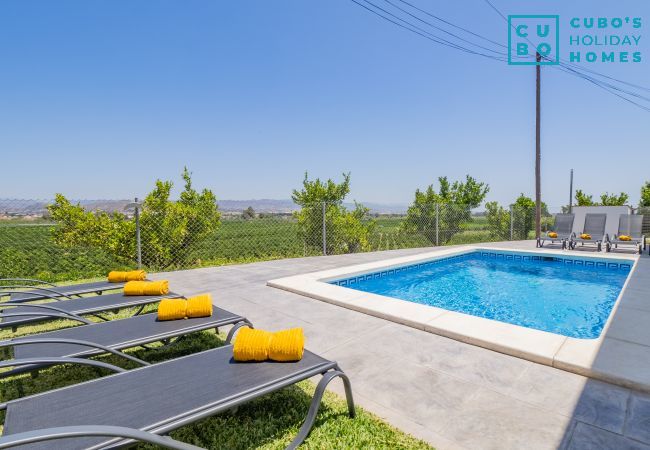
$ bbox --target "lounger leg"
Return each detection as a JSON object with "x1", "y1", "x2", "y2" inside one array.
[
  {"x1": 285, "y1": 369, "x2": 355, "y2": 450},
  {"x1": 132, "y1": 304, "x2": 147, "y2": 317}
]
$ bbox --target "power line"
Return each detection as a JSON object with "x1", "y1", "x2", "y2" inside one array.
[
  {"x1": 349, "y1": 0, "x2": 508, "y2": 62},
  {"x1": 382, "y1": 0, "x2": 507, "y2": 55},
  {"x1": 393, "y1": 0, "x2": 507, "y2": 49}
]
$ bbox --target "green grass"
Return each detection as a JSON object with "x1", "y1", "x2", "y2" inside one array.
[{"x1": 0, "y1": 306, "x2": 432, "y2": 449}]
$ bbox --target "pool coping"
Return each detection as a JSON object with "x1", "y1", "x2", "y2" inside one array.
[{"x1": 267, "y1": 244, "x2": 644, "y2": 390}]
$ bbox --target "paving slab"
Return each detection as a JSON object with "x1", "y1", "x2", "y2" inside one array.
[{"x1": 157, "y1": 243, "x2": 650, "y2": 449}]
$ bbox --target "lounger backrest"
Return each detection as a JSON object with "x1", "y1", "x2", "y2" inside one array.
[
  {"x1": 583, "y1": 213, "x2": 607, "y2": 237},
  {"x1": 554, "y1": 214, "x2": 575, "y2": 234},
  {"x1": 618, "y1": 214, "x2": 644, "y2": 238}
]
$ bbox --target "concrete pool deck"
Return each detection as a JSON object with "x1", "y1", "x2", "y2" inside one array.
[
  {"x1": 157, "y1": 241, "x2": 650, "y2": 450},
  {"x1": 268, "y1": 244, "x2": 647, "y2": 391}
]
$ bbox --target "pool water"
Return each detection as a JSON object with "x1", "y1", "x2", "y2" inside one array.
[{"x1": 331, "y1": 252, "x2": 631, "y2": 339}]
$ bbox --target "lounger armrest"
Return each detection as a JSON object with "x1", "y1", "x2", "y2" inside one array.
[
  {"x1": 0, "y1": 312, "x2": 94, "y2": 326},
  {"x1": 0, "y1": 357, "x2": 126, "y2": 376},
  {"x1": 0, "y1": 338, "x2": 150, "y2": 367},
  {"x1": 225, "y1": 320, "x2": 254, "y2": 344},
  {"x1": 0, "y1": 286, "x2": 75, "y2": 302},
  {"x1": 0, "y1": 425, "x2": 204, "y2": 450},
  {"x1": 0, "y1": 302, "x2": 93, "y2": 323}
]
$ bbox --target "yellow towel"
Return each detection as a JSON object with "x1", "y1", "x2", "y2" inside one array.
[
  {"x1": 186, "y1": 293, "x2": 213, "y2": 318},
  {"x1": 580, "y1": 233, "x2": 591, "y2": 240},
  {"x1": 233, "y1": 328, "x2": 273, "y2": 362},
  {"x1": 123, "y1": 280, "x2": 169, "y2": 296},
  {"x1": 269, "y1": 328, "x2": 305, "y2": 362},
  {"x1": 547, "y1": 232, "x2": 558, "y2": 238},
  {"x1": 619, "y1": 235, "x2": 632, "y2": 241},
  {"x1": 108, "y1": 270, "x2": 146, "y2": 283},
  {"x1": 157, "y1": 298, "x2": 187, "y2": 321}
]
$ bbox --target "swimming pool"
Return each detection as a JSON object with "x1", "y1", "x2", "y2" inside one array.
[{"x1": 329, "y1": 251, "x2": 631, "y2": 339}]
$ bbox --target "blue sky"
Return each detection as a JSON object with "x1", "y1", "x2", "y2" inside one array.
[{"x1": 0, "y1": 0, "x2": 648, "y2": 207}]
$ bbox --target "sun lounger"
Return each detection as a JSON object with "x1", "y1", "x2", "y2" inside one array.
[
  {"x1": 570, "y1": 213, "x2": 607, "y2": 251},
  {"x1": 0, "y1": 292, "x2": 177, "y2": 330},
  {"x1": 536, "y1": 213, "x2": 574, "y2": 249},
  {"x1": 605, "y1": 214, "x2": 646, "y2": 254},
  {"x1": 0, "y1": 342, "x2": 355, "y2": 450},
  {"x1": 0, "y1": 425, "x2": 203, "y2": 449},
  {"x1": 0, "y1": 307, "x2": 252, "y2": 376},
  {"x1": 0, "y1": 278, "x2": 128, "y2": 303}
]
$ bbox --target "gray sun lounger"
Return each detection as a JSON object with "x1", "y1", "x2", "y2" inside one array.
[
  {"x1": 606, "y1": 214, "x2": 646, "y2": 254},
  {"x1": 0, "y1": 425, "x2": 203, "y2": 449},
  {"x1": 0, "y1": 292, "x2": 177, "y2": 330},
  {"x1": 570, "y1": 213, "x2": 607, "y2": 251},
  {"x1": 0, "y1": 278, "x2": 131, "y2": 303},
  {"x1": 0, "y1": 342, "x2": 355, "y2": 450},
  {"x1": 0, "y1": 306, "x2": 252, "y2": 377},
  {"x1": 536, "y1": 213, "x2": 574, "y2": 249}
]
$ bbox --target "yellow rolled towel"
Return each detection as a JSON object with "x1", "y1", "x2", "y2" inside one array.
[
  {"x1": 233, "y1": 327, "x2": 273, "y2": 362},
  {"x1": 123, "y1": 280, "x2": 169, "y2": 296},
  {"x1": 580, "y1": 233, "x2": 591, "y2": 240},
  {"x1": 619, "y1": 235, "x2": 632, "y2": 241},
  {"x1": 269, "y1": 328, "x2": 305, "y2": 362},
  {"x1": 547, "y1": 232, "x2": 558, "y2": 238},
  {"x1": 157, "y1": 298, "x2": 187, "y2": 321},
  {"x1": 186, "y1": 293, "x2": 213, "y2": 318},
  {"x1": 108, "y1": 270, "x2": 146, "y2": 283}
]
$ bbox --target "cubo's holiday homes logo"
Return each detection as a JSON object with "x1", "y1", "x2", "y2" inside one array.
[
  {"x1": 508, "y1": 15, "x2": 560, "y2": 65},
  {"x1": 508, "y1": 15, "x2": 643, "y2": 65}
]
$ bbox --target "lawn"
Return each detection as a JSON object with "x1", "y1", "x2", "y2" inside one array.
[{"x1": 0, "y1": 304, "x2": 433, "y2": 449}]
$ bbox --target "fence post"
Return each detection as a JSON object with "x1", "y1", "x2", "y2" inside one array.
[
  {"x1": 322, "y1": 202, "x2": 327, "y2": 256},
  {"x1": 435, "y1": 203, "x2": 440, "y2": 246},
  {"x1": 135, "y1": 197, "x2": 142, "y2": 269},
  {"x1": 509, "y1": 205, "x2": 514, "y2": 241}
]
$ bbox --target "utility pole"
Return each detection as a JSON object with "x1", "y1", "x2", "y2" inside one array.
[
  {"x1": 535, "y1": 52, "x2": 542, "y2": 239},
  {"x1": 569, "y1": 169, "x2": 574, "y2": 213}
]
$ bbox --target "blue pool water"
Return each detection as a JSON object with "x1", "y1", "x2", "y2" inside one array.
[{"x1": 331, "y1": 251, "x2": 631, "y2": 339}]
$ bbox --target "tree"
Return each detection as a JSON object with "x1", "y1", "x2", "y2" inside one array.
[
  {"x1": 485, "y1": 194, "x2": 547, "y2": 240},
  {"x1": 485, "y1": 201, "x2": 510, "y2": 241},
  {"x1": 511, "y1": 194, "x2": 537, "y2": 240},
  {"x1": 641, "y1": 181, "x2": 650, "y2": 207},
  {"x1": 139, "y1": 168, "x2": 221, "y2": 267},
  {"x1": 242, "y1": 206, "x2": 256, "y2": 220},
  {"x1": 575, "y1": 189, "x2": 595, "y2": 206},
  {"x1": 48, "y1": 168, "x2": 221, "y2": 269},
  {"x1": 574, "y1": 189, "x2": 629, "y2": 206},
  {"x1": 599, "y1": 192, "x2": 629, "y2": 206},
  {"x1": 291, "y1": 173, "x2": 374, "y2": 254},
  {"x1": 401, "y1": 175, "x2": 489, "y2": 244}
]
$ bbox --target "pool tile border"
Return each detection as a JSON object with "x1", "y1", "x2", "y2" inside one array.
[
  {"x1": 330, "y1": 250, "x2": 632, "y2": 287},
  {"x1": 268, "y1": 245, "x2": 644, "y2": 391}
]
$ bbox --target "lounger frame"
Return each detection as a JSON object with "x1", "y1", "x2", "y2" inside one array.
[
  {"x1": 0, "y1": 278, "x2": 127, "y2": 303},
  {"x1": 0, "y1": 292, "x2": 177, "y2": 330},
  {"x1": 536, "y1": 213, "x2": 574, "y2": 249},
  {"x1": 605, "y1": 215, "x2": 646, "y2": 254},
  {"x1": 570, "y1": 213, "x2": 607, "y2": 252},
  {"x1": 1, "y1": 334, "x2": 354, "y2": 450},
  {"x1": 0, "y1": 425, "x2": 203, "y2": 450},
  {"x1": 1, "y1": 311, "x2": 252, "y2": 377}
]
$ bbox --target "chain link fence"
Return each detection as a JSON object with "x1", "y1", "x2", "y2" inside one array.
[{"x1": 0, "y1": 198, "x2": 609, "y2": 282}]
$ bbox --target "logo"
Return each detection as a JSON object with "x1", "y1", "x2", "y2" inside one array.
[{"x1": 508, "y1": 15, "x2": 560, "y2": 65}]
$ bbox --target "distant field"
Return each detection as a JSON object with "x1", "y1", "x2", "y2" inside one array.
[{"x1": 0, "y1": 215, "x2": 516, "y2": 282}]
